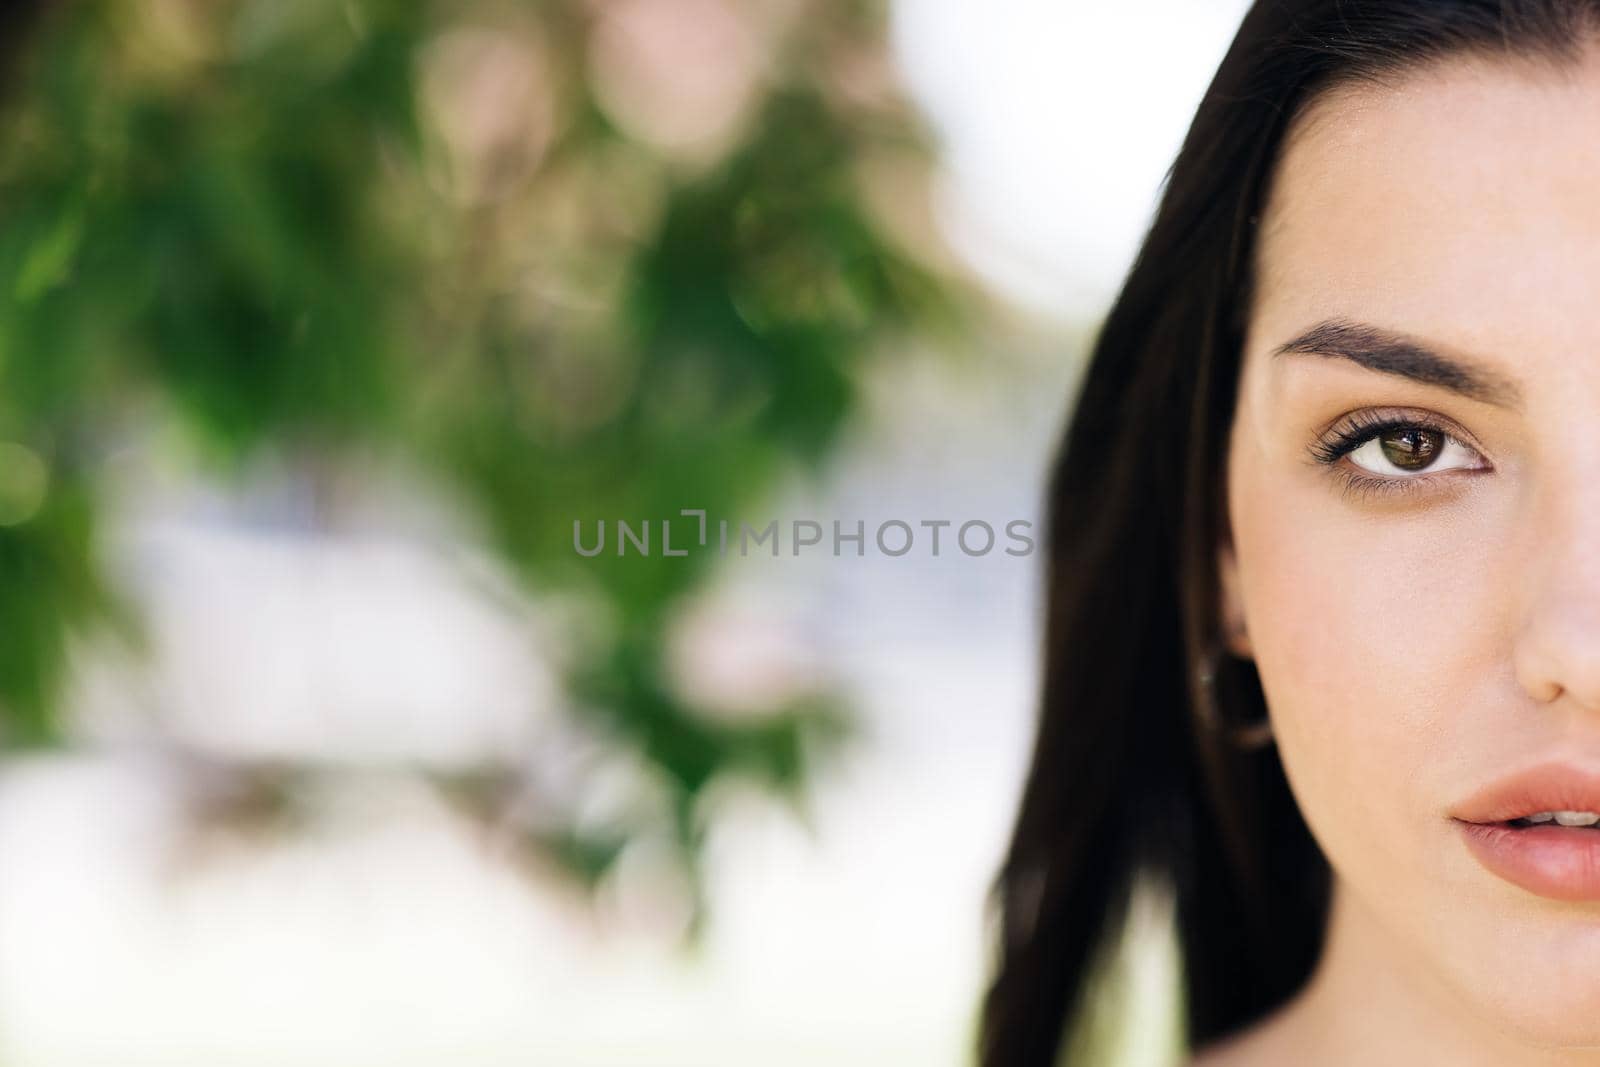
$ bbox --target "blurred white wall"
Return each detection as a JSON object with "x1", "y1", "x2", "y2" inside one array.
[{"x1": 892, "y1": 0, "x2": 1253, "y2": 318}]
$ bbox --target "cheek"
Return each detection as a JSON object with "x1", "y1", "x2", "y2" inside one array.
[
  {"x1": 1234, "y1": 484, "x2": 1600, "y2": 1039},
  {"x1": 1230, "y1": 479, "x2": 1503, "y2": 876}
]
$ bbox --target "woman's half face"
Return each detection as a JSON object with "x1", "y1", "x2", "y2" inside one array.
[{"x1": 1221, "y1": 47, "x2": 1600, "y2": 1044}]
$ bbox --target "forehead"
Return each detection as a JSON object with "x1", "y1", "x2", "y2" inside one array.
[{"x1": 1250, "y1": 46, "x2": 1600, "y2": 365}]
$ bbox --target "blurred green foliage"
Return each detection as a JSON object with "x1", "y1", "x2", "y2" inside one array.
[{"x1": 0, "y1": 0, "x2": 965, "y2": 920}]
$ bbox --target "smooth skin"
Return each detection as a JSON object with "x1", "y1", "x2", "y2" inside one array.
[{"x1": 1194, "y1": 42, "x2": 1600, "y2": 1067}]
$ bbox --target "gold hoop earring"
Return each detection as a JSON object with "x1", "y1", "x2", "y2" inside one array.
[{"x1": 1195, "y1": 637, "x2": 1274, "y2": 750}]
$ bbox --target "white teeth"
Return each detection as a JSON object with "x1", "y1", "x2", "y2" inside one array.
[
  {"x1": 1516, "y1": 811, "x2": 1600, "y2": 825},
  {"x1": 1551, "y1": 811, "x2": 1600, "y2": 826},
  {"x1": 1507, "y1": 810, "x2": 1600, "y2": 825}
]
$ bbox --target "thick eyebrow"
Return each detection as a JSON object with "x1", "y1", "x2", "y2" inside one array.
[{"x1": 1270, "y1": 318, "x2": 1523, "y2": 410}]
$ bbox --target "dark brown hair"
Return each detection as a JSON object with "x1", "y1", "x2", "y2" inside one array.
[{"x1": 979, "y1": 2, "x2": 1600, "y2": 1063}]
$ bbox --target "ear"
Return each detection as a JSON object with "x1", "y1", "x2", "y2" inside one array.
[{"x1": 1215, "y1": 524, "x2": 1254, "y2": 659}]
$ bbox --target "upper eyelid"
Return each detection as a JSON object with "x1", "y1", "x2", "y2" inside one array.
[
  {"x1": 1323, "y1": 406, "x2": 1491, "y2": 458},
  {"x1": 1301, "y1": 407, "x2": 1494, "y2": 479},
  {"x1": 1325, "y1": 404, "x2": 1465, "y2": 435}
]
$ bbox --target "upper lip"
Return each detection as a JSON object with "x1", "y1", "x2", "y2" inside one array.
[{"x1": 1452, "y1": 759, "x2": 1600, "y2": 824}]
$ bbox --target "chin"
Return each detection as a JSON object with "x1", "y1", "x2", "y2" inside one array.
[
  {"x1": 1492, "y1": 1003, "x2": 1600, "y2": 1052},
  {"x1": 1465, "y1": 924, "x2": 1600, "y2": 1049}
]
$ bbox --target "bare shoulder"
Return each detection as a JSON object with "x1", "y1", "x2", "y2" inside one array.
[
  {"x1": 1182, "y1": 1031, "x2": 1258, "y2": 1067},
  {"x1": 1184, "y1": 1036, "x2": 1254, "y2": 1067},
  {"x1": 1182, "y1": 1035, "x2": 1273, "y2": 1067},
  {"x1": 1180, "y1": 1004, "x2": 1306, "y2": 1067}
]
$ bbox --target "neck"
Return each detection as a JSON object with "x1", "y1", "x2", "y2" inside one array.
[{"x1": 1254, "y1": 879, "x2": 1600, "y2": 1067}]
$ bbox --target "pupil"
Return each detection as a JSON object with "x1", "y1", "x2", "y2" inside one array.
[{"x1": 1379, "y1": 427, "x2": 1440, "y2": 471}]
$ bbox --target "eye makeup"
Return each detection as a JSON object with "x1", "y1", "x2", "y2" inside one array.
[{"x1": 1305, "y1": 406, "x2": 1491, "y2": 503}]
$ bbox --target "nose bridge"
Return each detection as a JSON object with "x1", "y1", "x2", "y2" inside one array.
[{"x1": 1514, "y1": 449, "x2": 1600, "y2": 711}]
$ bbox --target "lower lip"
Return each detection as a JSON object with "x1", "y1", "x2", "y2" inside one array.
[{"x1": 1456, "y1": 819, "x2": 1600, "y2": 901}]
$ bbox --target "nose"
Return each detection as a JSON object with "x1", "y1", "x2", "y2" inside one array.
[
  {"x1": 1515, "y1": 602, "x2": 1600, "y2": 710},
  {"x1": 1513, "y1": 473, "x2": 1600, "y2": 715}
]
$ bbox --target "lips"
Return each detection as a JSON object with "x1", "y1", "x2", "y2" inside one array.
[{"x1": 1452, "y1": 759, "x2": 1600, "y2": 902}]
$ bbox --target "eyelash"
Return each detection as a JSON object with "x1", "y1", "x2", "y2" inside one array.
[{"x1": 1307, "y1": 408, "x2": 1489, "y2": 502}]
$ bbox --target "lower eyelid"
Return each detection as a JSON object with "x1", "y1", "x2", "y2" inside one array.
[
  {"x1": 1332, "y1": 452, "x2": 1491, "y2": 504},
  {"x1": 1333, "y1": 467, "x2": 1452, "y2": 504}
]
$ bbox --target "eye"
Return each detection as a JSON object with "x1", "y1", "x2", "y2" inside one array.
[
  {"x1": 1307, "y1": 408, "x2": 1491, "y2": 501},
  {"x1": 1345, "y1": 424, "x2": 1482, "y2": 477}
]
